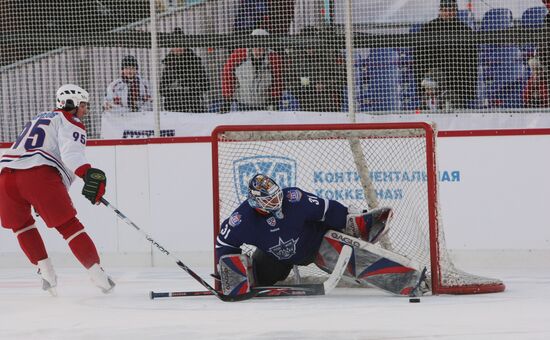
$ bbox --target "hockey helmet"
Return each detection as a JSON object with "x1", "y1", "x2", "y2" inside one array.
[
  {"x1": 56, "y1": 84, "x2": 89, "y2": 110},
  {"x1": 247, "y1": 174, "x2": 283, "y2": 214}
]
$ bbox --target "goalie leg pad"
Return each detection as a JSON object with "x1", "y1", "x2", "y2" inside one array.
[
  {"x1": 219, "y1": 254, "x2": 255, "y2": 296},
  {"x1": 315, "y1": 231, "x2": 427, "y2": 296},
  {"x1": 345, "y1": 207, "x2": 393, "y2": 243}
]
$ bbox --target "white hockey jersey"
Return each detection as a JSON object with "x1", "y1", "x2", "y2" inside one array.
[
  {"x1": 0, "y1": 110, "x2": 90, "y2": 188},
  {"x1": 103, "y1": 75, "x2": 153, "y2": 113}
]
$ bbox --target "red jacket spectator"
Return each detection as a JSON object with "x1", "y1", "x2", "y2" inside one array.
[
  {"x1": 523, "y1": 66, "x2": 549, "y2": 107},
  {"x1": 221, "y1": 30, "x2": 282, "y2": 112}
]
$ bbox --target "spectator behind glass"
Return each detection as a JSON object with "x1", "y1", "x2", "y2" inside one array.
[
  {"x1": 289, "y1": 26, "x2": 345, "y2": 112},
  {"x1": 103, "y1": 55, "x2": 152, "y2": 113},
  {"x1": 264, "y1": 0, "x2": 295, "y2": 35},
  {"x1": 221, "y1": 29, "x2": 282, "y2": 113},
  {"x1": 414, "y1": 0, "x2": 478, "y2": 110},
  {"x1": 523, "y1": 56, "x2": 548, "y2": 107},
  {"x1": 160, "y1": 28, "x2": 209, "y2": 113},
  {"x1": 538, "y1": 0, "x2": 550, "y2": 106},
  {"x1": 234, "y1": 0, "x2": 295, "y2": 35}
]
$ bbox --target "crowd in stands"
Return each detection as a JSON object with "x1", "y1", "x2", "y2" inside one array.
[{"x1": 102, "y1": 0, "x2": 549, "y2": 115}]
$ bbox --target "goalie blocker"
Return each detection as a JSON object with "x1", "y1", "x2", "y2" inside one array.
[{"x1": 219, "y1": 254, "x2": 255, "y2": 296}]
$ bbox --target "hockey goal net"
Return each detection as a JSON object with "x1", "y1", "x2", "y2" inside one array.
[{"x1": 212, "y1": 122, "x2": 505, "y2": 294}]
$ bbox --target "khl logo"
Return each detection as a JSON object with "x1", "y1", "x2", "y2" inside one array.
[
  {"x1": 268, "y1": 237, "x2": 300, "y2": 260},
  {"x1": 233, "y1": 155, "x2": 297, "y2": 201}
]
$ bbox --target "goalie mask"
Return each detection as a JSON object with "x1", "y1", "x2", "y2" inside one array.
[{"x1": 247, "y1": 174, "x2": 283, "y2": 218}]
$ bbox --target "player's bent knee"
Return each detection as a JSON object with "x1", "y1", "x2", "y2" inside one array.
[
  {"x1": 7, "y1": 216, "x2": 35, "y2": 234},
  {"x1": 55, "y1": 217, "x2": 85, "y2": 242},
  {"x1": 252, "y1": 249, "x2": 292, "y2": 286},
  {"x1": 12, "y1": 223, "x2": 36, "y2": 236},
  {"x1": 11, "y1": 217, "x2": 36, "y2": 234}
]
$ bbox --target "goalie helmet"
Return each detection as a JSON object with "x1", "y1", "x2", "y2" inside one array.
[
  {"x1": 56, "y1": 84, "x2": 89, "y2": 110},
  {"x1": 247, "y1": 174, "x2": 283, "y2": 216}
]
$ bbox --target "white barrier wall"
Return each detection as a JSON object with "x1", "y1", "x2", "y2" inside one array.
[
  {"x1": 437, "y1": 135, "x2": 550, "y2": 249},
  {"x1": 1, "y1": 133, "x2": 550, "y2": 267},
  {"x1": 100, "y1": 110, "x2": 550, "y2": 139}
]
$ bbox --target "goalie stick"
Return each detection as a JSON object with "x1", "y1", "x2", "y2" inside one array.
[
  {"x1": 150, "y1": 245, "x2": 353, "y2": 300},
  {"x1": 150, "y1": 284, "x2": 325, "y2": 299},
  {"x1": 99, "y1": 198, "x2": 255, "y2": 302}
]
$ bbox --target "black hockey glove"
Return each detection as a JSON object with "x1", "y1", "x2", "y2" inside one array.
[{"x1": 82, "y1": 168, "x2": 107, "y2": 205}]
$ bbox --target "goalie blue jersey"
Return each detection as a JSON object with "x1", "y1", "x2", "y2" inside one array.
[{"x1": 215, "y1": 187, "x2": 349, "y2": 265}]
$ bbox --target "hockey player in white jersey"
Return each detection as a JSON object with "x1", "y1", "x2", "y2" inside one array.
[{"x1": 0, "y1": 84, "x2": 115, "y2": 295}]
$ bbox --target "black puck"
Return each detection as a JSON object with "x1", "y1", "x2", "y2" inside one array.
[{"x1": 409, "y1": 298, "x2": 421, "y2": 303}]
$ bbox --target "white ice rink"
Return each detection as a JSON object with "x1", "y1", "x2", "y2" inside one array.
[{"x1": 1, "y1": 260, "x2": 549, "y2": 340}]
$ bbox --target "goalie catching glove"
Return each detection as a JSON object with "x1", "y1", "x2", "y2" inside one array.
[
  {"x1": 82, "y1": 168, "x2": 107, "y2": 205},
  {"x1": 219, "y1": 254, "x2": 255, "y2": 297},
  {"x1": 345, "y1": 207, "x2": 393, "y2": 243}
]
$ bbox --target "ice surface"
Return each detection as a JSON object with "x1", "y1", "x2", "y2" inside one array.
[{"x1": 1, "y1": 265, "x2": 549, "y2": 340}]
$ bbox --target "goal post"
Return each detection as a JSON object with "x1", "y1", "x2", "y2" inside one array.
[{"x1": 211, "y1": 122, "x2": 505, "y2": 295}]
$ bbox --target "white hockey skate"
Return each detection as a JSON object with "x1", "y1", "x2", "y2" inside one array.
[
  {"x1": 37, "y1": 258, "x2": 58, "y2": 297},
  {"x1": 88, "y1": 264, "x2": 116, "y2": 294}
]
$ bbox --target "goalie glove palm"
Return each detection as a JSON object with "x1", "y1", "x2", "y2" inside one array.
[{"x1": 82, "y1": 168, "x2": 106, "y2": 204}]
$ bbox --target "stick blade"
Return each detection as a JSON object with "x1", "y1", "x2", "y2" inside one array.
[{"x1": 218, "y1": 290, "x2": 258, "y2": 302}]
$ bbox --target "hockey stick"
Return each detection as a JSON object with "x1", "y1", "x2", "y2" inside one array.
[
  {"x1": 321, "y1": 244, "x2": 352, "y2": 293},
  {"x1": 150, "y1": 284, "x2": 325, "y2": 299},
  {"x1": 99, "y1": 198, "x2": 256, "y2": 302},
  {"x1": 150, "y1": 245, "x2": 353, "y2": 300}
]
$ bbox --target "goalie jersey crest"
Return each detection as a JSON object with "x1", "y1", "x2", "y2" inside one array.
[{"x1": 268, "y1": 237, "x2": 299, "y2": 260}]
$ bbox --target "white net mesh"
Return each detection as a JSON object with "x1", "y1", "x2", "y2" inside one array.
[
  {"x1": 1, "y1": 1, "x2": 548, "y2": 142},
  {"x1": 213, "y1": 123, "x2": 504, "y2": 294}
]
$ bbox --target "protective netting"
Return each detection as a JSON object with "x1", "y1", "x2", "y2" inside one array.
[
  {"x1": 212, "y1": 123, "x2": 505, "y2": 294},
  {"x1": 1, "y1": 0, "x2": 548, "y2": 142}
]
